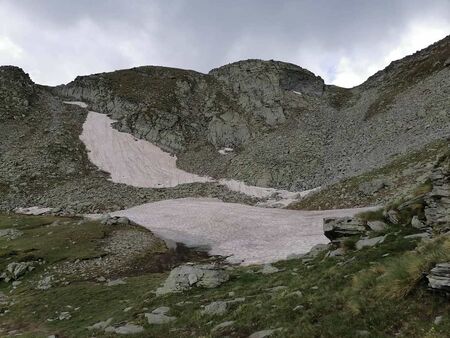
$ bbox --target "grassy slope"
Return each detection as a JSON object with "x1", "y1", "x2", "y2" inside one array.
[{"x1": 1, "y1": 213, "x2": 449, "y2": 338}]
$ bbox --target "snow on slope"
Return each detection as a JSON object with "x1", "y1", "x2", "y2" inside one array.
[
  {"x1": 112, "y1": 198, "x2": 375, "y2": 265},
  {"x1": 79, "y1": 111, "x2": 211, "y2": 188},
  {"x1": 67, "y1": 101, "x2": 309, "y2": 200}
]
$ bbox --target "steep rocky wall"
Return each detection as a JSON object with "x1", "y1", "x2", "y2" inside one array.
[{"x1": 55, "y1": 67, "x2": 251, "y2": 153}]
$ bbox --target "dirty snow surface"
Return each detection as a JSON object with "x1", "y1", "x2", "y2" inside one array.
[
  {"x1": 76, "y1": 104, "x2": 304, "y2": 200},
  {"x1": 112, "y1": 199, "x2": 374, "y2": 265},
  {"x1": 80, "y1": 111, "x2": 210, "y2": 188}
]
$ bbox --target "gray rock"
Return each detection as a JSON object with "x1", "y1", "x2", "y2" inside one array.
[
  {"x1": 107, "y1": 278, "x2": 126, "y2": 286},
  {"x1": 1, "y1": 262, "x2": 35, "y2": 282},
  {"x1": 260, "y1": 264, "x2": 280, "y2": 275},
  {"x1": 87, "y1": 318, "x2": 114, "y2": 330},
  {"x1": 37, "y1": 275, "x2": 54, "y2": 290},
  {"x1": 404, "y1": 233, "x2": 431, "y2": 240},
  {"x1": 151, "y1": 306, "x2": 170, "y2": 315},
  {"x1": 386, "y1": 210, "x2": 400, "y2": 225},
  {"x1": 427, "y1": 262, "x2": 450, "y2": 293},
  {"x1": 212, "y1": 320, "x2": 235, "y2": 332},
  {"x1": 248, "y1": 328, "x2": 283, "y2": 338},
  {"x1": 201, "y1": 301, "x2": 228, "y2": 316},
  {"x1": 156, "y1": 264, "x2": 229, "y2": 295},
  {"x1": 434, "y1": 315, "x2": 443, "y2": 325},
  {"x1": 0, "y1": 228, "x2": 23, "y2": 240},
  {"x1": 327, "y1": 248, "x2": 345, "y2": 257},
  {"x1": 323, "y1": 217, "x2": 366, "y2": 241},
  {"x1": 411, "y1": 216, "x2": 426, "y2": 229},
  {"x1": 355, "y1": 236, "x2": 386, "y2": 250},
  {"x1": 367, "y1": 220, "x2": 387, "y2": 232},
  {"x1": 105, "y1": 323, "x2": 144, "y2": 334},
  {"x1": 145, "y1": 312, "x2": 177, "y2": 324}
]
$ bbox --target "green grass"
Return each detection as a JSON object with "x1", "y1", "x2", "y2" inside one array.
[{"x1": 1, "y1": 213, "x2": 449, "y2": 337}]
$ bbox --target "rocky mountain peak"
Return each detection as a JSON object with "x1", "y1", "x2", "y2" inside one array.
[{"x1": 0, "y1": 66, "x2": 35, "y2": 120}]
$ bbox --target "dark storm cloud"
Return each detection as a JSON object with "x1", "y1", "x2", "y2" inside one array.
[{"x1": 0, "y1": 0, "x2": 449, "y2": 86}]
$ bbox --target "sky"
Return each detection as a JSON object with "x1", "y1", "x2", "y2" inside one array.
[{"x1": 0, "y1": 0, "x2": 449, "y2": 88}]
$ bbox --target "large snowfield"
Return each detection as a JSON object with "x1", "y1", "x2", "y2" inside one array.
[
  {"x1": 65, "y1": 102, "x2": 374, "y2": 264},
  {"x1": 112, "y1": 198, "x2": 373, "y2": 265}
]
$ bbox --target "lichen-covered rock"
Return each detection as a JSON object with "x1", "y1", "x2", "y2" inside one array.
[
  {"x1": 155, "y1": 264, "x2": 229, "y2": 295},
  {"x1": 1, "y1": 262, "x2": 35, "y2": 282},
  {"x1": 427, "y1": 262, "x2": 450, "y2": 293}
]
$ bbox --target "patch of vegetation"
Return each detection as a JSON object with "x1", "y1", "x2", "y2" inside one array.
[{"x1": 1, "y1": 213, "x2": 449, "y2": 337}]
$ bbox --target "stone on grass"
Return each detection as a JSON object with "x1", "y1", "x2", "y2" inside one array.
[
  {"x1": 427, "y1": 262, "x2": 450, "y2": 293},
  {"x1": 434, "y1": 316, "x2": 443, "y2": 325},
  {"x1": 107, "y1": 278, "x2": 126, "y2": 286},
  {"x1": 156, "y1": 264, "x2": 229, "y2": 295},
  {"x1": 404, "y1": 233, "x2": 431, "y2": 240},
  {"x1": 105, "y1": 323, "x2": 144, "y2": 334},
  {"x1": 323, "y1": 217, "x2": 366, "y2": 241},
  {"x1": 327, "y1": 248, "x2": 345, "y2": 257},
  {"x1": 248, "y1": 328, "x2": 283, "y2": 338},
  {"x1": 145, "y1": 313, "x2": 177, "y2": 325},
  {"x1": 260, "y1": 264, "x2": 280, "y2": 275},
  {"x1": 87, "y1": 318, "x2": 114, "y2": 331},
  {"x1": 411, "y1": 216, "x2": 426, "y2": 229},
  {"x1": 202, "y1": 301, "x2": 228, "y2": 316},
  {"x1": 1, "y1": 262, "x2": 35, "y2": 282},
  {"x1": 151, "y1": 306, "x2": 170, "y2": 315},
  {"x1": 212, "y1": 321, "x2": 235, "y2": 332},
  {"x1": 0, "y1": 228, "x2": 23, "y2": 240},
  {"x1": 355, "y1": 236, "x2": 386, "y2": 250},
  {"x1": 367, "y1": 221, "x2": 387, "y2": 232}
]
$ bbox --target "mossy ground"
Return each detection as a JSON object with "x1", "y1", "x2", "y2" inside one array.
[{"x1": 0, "y1": 213, "x2": 449, "y2": 337}]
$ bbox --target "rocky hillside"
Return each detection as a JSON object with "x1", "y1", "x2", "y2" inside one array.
[
  {"x1": 56, "y1": 36, "x2": 450, "y2": 190},
  {"x1": 0, "y1": 36, "x2": 449, "y2": 212},
  {"x1": 0, "y1": 67, "x2": 254, "y2": 213}
]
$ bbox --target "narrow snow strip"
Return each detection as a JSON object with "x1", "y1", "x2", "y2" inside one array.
[
  {"x1": 64, "y1": 101, "x2": 88, "y2": 108},
  {"x1": 111, "y1": 198, "x2": 376, "y2": 265},
  {"x1": 79, "y1": 112, "x2": 211, "y2": 188},
  {"x1": 15, "y1": 206, "x2": 53, "y2": 215}
]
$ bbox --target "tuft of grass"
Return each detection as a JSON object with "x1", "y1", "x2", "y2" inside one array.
[
  {"x1": 356, "y1": 208, "x2": 385, "y2": 223},
  {"x1": 352, "y1": 236, "x2": 450, "y2": 300}
]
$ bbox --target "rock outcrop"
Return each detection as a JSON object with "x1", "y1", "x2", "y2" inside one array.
[
  {"x1": 425, "y1": 152, "x2": 450, "y2": 231},
  {"x1": 427, "y1": 262, "x2": 450, "y2": 294},
  {"x1": 155, "y1": 264, "x2": 230, "y2": 295}
]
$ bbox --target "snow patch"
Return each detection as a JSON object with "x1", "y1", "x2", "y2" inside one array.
[
  {"x1": 64, "y1": 101, "x2": 88, "y2": 108},
  {"x1": 112, "y1": 198, "x2": 376, "y2": 265},
  {"x1": 79, "y1": 111, "x2": 211, "y2": 188},
  {"x1": 15, "y1": 206, "x2": 53, "y2": 215},
  {"x1": 218, "y1": 147, "x2": 234, "y2": 155}
]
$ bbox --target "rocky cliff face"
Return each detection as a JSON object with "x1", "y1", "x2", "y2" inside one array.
[{"x1": 55, "y1": 66, "x2": 252, "y2": 152}]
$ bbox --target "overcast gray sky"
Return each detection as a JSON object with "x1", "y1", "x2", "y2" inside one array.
[{"x1": 0, "y1": 0, "x2": 449, "y2": 87}]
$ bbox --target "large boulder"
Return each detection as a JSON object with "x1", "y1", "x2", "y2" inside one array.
[
  {"x1": 323, "y1": 217, "x2": 366, "y2": 241},
  {"x1": 156, "y1": 264, "x2": 229, "y2": 295}
]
